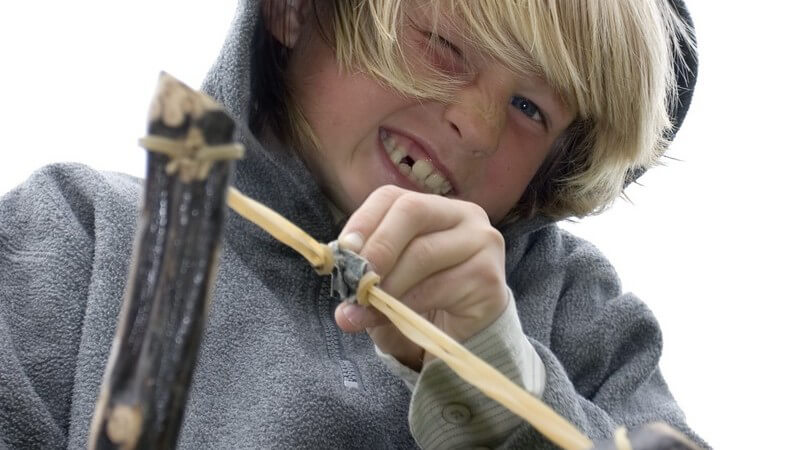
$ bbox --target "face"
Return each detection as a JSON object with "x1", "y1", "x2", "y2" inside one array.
[{"x1": 286, "y1": 3, "x2": 574, "y2": 222}]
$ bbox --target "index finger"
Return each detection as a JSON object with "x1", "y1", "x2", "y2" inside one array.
[
  {"x1": 338, "y1": 185, "x2": 407, "y2": 252},
  {"x1": 341, "y1": 187, "x2": 465, "y2": 276}
]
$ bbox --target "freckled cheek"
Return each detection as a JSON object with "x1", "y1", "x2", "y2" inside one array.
[
  {"x1": 485, "y1": 157, "x2": 531, "y2": 194},
  {"x1": 300, "y1": 85, "x2": 379, "y2": 153},
  {"x1": 471, "y1": 159, "x2": 523, "y2": 216},
  {"x1": 479, "y1": 141, "x2": 546, "y2": 217},
  {"x1": 496, "y1": 134, "x2": 544, "y2": 185}
]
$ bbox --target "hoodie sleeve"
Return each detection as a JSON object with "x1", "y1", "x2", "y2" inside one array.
[
  {"x1": 0, "y1": 164, "x2": 99, "y2": 449},
  {"x1": 394, "y1": 290, "x2": 547, "y2": 449}
]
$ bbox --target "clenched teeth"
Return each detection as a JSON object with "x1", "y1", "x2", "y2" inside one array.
[
  {"x1": 381, "y1": 131, "x2": 453, "y2": 195},
  {"x1": 411, "y1": 160, "x2": 434, "y2": 180}
]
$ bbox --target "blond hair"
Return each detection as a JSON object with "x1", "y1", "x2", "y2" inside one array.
[{"x1": 272, "y1": 0, "x2": 694, "y2": 219}]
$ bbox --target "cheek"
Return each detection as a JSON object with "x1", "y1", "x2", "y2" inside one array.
[
  {"x1": 480, "y1": 134, "x2": 550, "y2": 219},
  {"x1": 290, "y1": 36, "x2": 388, "y2": 141},
  {"x1": 296, "y1": 70, "x2": 403, "y2": 146}
]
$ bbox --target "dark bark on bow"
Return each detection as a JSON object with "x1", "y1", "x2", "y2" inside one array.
[{"x1": 89, "y1": 74, "x2": 236, "y2": 450}]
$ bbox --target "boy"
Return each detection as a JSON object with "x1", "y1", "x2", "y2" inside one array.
[{"x1": 0, "y1": 0, "x2": 700, "y2": 448}]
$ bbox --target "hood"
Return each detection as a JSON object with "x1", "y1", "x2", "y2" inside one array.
[
  {"x1": 201, "y1": 0, "x2": 262, "y2": 128},
  {"x1": 627, "y1": 0, "x2": 699, "y2": 184},
  {"x1": 200, "y1": 0, "x2": 698, "y2": 229},
  {"x1": 667, "y1": 0, "x2": 699, "y2": 142}
]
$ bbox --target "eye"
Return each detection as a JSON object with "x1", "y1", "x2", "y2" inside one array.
[
  {"x1": 408, "y1": 17, "x2": 463, "y2": 58},
  {"x1": 510, "y1": 95, "x2": 544, "y2": 123},
  {"x1": 427, "y1": 33, "x2": 462, "y2": 58}
]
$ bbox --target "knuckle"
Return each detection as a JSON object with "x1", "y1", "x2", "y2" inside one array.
[
  {"x1": 483, "y1": 226, "x2": 505, "y2": 248},
  {"x1": 460, "y1": 200, "x2": 490, "y2": 222},
  {"x1": 469, "y1": 237, "x2": 505, "y2": 287},
  {"x1": 348, "y1": 208, "x2": 378, "y2": 232},
  {"x1": 471, "y1": 225, "x2": 504, "y2": 251},
  {"x1": 374, "y1": 184, "x2": 404, "y2": 200},
  {"x1": 394, "y1": 193, "x2": 428, "y2": 217},
  {"x1": 348, "y1": 186, "x2": 405, "y2": 233},
  {"x1": 363, "y1": 238, "x2": 397, "y2": 275},
  {"x1": 362, "y1": 185, "x2": 401, "y2": 210},
  {"x1": 466, "y1": 252, "x2": 497, "y2": 283},
  {"x1": 481, "y1": 261, "x2": 504, "y2": 286}
]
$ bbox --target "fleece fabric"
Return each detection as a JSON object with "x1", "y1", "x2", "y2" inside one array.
[{"x1": 0, "y1": 0, "x2": 702, "y2": 448}]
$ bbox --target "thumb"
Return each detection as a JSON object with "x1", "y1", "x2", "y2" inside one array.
[{"x1": 334, "y1": 302, "x2": 388, "y2": 332}]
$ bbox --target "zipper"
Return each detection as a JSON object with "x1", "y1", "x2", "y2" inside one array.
[{"x1": 317, "y1": 276, "x2": 363, "y2": 389}]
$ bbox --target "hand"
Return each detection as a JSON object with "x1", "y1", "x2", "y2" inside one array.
[{"x1": 333, "y1": 185, "x2": 509, "y2": 371}]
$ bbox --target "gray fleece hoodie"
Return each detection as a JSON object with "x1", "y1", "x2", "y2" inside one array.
[{"x1": 0, "y1": 0, "x2": 701, "y2": 448}]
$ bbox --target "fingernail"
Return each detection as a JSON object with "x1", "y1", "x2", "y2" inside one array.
[
  {"x1": 342, "y1": 303, "x2": 364, "y2": 327},
  {"x1": 339, "y1": 232, "x2": 364, "y2": 253}
]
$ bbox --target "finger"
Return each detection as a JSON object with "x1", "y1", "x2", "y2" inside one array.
[
  {"x1": 334, "y1": 302, "x2": 390, "y2": 332},
  {"x1": 339, "y1": 246, "x2": 502, "y2": 324},
  {"x1": 339, "y1": 248, "x2": 506, "y2": 341},
  {"x1": 338, "y1": 185, "x2": 407, "y2": 252},
  {"x1": 398, "y1": 249, "x2": 508, "y2": 340},
  {"x1": 379, "y1": 228, "x2": 483, "y2": 299},
  {"x1": 358, "y1": 193, "x2": 468, "y2": 276}
]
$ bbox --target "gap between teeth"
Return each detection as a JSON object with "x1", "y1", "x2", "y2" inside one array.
[{"x1": 382, "y1": 134, "x2": 452, "y2": 195}]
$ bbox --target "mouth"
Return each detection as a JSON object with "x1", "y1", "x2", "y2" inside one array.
[{"x1": 379, "y1": 128, "x2": 454, "y2": 196}]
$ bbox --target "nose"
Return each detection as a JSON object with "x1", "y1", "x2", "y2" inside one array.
[{"x1": 442, "y1": 69, "x2": 513, "y2": 157}]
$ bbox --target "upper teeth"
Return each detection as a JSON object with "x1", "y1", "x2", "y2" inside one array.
[{"x1": 381, "y1": 132, "x2": 453, "y2": 195}]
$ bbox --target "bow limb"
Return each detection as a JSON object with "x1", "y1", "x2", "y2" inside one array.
[{"x1": 88, "y1": 72, "x2": 240, "y2": 450}]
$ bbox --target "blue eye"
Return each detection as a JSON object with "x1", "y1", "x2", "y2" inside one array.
[{"x1": 510, "y1": 96, "x2": 543, "y2": 122}]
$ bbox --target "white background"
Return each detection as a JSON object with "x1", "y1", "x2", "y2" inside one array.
[{"x1": 1, "y1": 1, "x2": 798, "y2": 448}]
